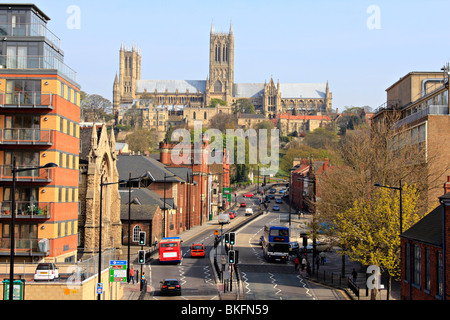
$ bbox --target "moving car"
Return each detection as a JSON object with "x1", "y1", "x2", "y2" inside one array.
[
  {"x1": 160, "y1": 279, "x2": 182, "y2": 296},
  {"x1": 244, "y1": 192, "x2": 254, "y2": 198},
  {"x1": 270, "y1": 188, "x2": 276, "y2": 193},
  {"x1": 268, "y1": 194, "x2": 275, "y2": 200},
  {"x1": 276, "y1": 198, "x2": 282, "y2": 203},
  {"x1": 218, "y1": 212, "x2": 231, "y2": 224},
  {"x1": 289, "y1": 241, "x2": 299, "y2": 255},
  {"x1": 259, "y1": 235, "x2": 264, "y2": 245},
  {"x1": 273, "y1": 205, "x2": 280, "y2": 211},
  {"x1": 245, "y1": 208, "x2": 253, "y2": 216},
  {"x1": 240, "y1": 202, "x2": 247, "y2": 207},
  {"x1": 34, "y1": 263, "x2": 59, "y2": 281},
  {"x1": 190, "y1": 243, "x2": 205, "y2": 258},
  {"x1": 228, "y1": 211, "x2": 236, "y2": 219}
]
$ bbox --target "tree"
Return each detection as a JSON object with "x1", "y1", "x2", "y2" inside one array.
[
  {"x1": 126, "y1": 128, "x2": 158, "y2": 153},
  {"x1": 334, "y1": 183, "x2": 421, "y2": 299},
  {"x1": 80, "y1": 91, "x2": 113, "y2": 122},
  {"x1": 207, "y1": 98, "x2": 227, "y2": 108},
  {"x1": 208, "y1": 113, "x2": 237, "y2": 132},
  {"x1": 303, "y1": 127, "x2": 339, "y2": 150},
  {"x1": 232, "y1": 98, "x2": 256, "y2": 114}
]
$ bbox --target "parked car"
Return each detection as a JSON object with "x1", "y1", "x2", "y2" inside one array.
[
  {"x1": 273, "y1": 205, "x2": 280, "y2": 211},
  {"x1": 240, "y1": 202, "x2": 247, "y2": 207},
  {"x1": 34, "y1": 263, "x2": 59, "y2": 281},
  {"x1": 160, "y1": 279, "x2": 182, "y2": 296},
  {"x1": 244, "y1": 192, "x2": 254, "y2": 198},
  {"x1": 276, "y1": 198, "x2": 282, "y2": 203},
  {"x1": 190, "y1": 243, "x2": 205, "y2": 258},
  {"x1": 306, "y1": 241, "x2": 332, "y2": 253}
]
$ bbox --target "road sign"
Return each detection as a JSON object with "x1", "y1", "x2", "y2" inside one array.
[
  {"x1": 109, "y1": 260, "x2": 127, "y2": 282},
  {"x1": 97, "y1": 283, "x2": 103, "y2": 295}
]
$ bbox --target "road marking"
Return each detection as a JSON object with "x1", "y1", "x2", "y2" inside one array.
[
  {"x1": 178, "y1": 265, "x2": 186, "y2": 285},
  {"x1": 297, "y1": 274, "x2": 315, "y2": 299},
  {"x1": 241, "y1": 271, "x2": 251, "y2": 294},
  {"x1": 268, "y1": 272, "x2": 282, "y2": 299}
]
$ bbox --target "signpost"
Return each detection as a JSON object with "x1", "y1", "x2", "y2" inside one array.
[{"x1": 110, "y1": 260, "x2": 128, "y2": 283}]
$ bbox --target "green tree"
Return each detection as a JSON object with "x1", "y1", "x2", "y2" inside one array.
[
  {"x1": 80, "y1": 91, "x2": 113, "y2": 122},
  {"x1": 126, "y1": 128, "x2": 158, "y2": 153},
  {"x1": 233, "y1": 98, "x2": 256, "y2": 114},
  {"x1": 303, "y1": 127, "x2": 339, "y2": 150},
  {"x1": 334, "y1": 183, "x2": 421, "y2": 299}
]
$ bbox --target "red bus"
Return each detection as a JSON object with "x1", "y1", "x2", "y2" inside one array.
[{"x1": 159, "y1": 237, "x2": 182, "y2": 264}]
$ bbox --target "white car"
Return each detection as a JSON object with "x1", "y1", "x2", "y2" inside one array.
[
  {"x1": 245, "y1": 208, "x2": 253, "y2": 216},
  {"x1": 34, "y1": 263, "x2": 59, "y2": 281},
  {"x1": 218, "y1": 213, "x2": 231, "y2": 224}
]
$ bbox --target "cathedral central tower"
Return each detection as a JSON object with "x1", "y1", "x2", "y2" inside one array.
[{"x1": 207, "y1": 23, "x2": 234, "y2": 104}]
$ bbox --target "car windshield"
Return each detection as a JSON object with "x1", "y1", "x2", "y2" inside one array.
[{"x1": 36, "y1": 264, "x2": 53, "y2": 270}]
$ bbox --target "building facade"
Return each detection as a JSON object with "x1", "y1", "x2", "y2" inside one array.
[
  {"x1": 0, "y1": 4, "x2": 81, "y2": 263},
  {"x1": 113, "y1": 24, "x2": 332, "y2": 132}
]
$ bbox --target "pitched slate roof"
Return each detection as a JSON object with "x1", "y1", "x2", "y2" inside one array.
[
  {"x1": 400, "y1": 205, "x2": 443, "y2": 247},
  {"x1": 117, "y1": 154, "x2": 184, "y2": 183}
]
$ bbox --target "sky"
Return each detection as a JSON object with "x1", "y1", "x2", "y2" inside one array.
[{"x1": 7, "y1": 0, "x2": 450, "y2": 112}]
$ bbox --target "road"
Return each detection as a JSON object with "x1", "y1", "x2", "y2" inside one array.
[{"x1": 141, "y1": 188, "x2": 348, "y2": 300}]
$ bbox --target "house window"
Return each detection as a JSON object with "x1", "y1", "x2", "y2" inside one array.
[
  {"x1": 413, "y1": 244, "x2": 421, "y2": 287},
  {"x1": 437, "y1": 251, "x2": 443, "y2": 298},
  {"x1": 133, "y1": 225, "x2": 142, "y2": 243},
  {"x1": 405, "y1": 242, "x2": 410, "y2": 282}
]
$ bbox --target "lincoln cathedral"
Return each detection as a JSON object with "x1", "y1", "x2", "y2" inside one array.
[{"x1": 113, "y1": 24, "x2": 333, "y2": 140}]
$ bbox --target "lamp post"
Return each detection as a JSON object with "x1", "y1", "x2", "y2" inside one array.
[
  {"x1": 374, "y1": 180, "x2": 403, "y2": 234},
  {"x1": 297, "y1": 175, "x2": 317, "y2": 274},
  {"x1": 9, "y1": 156, "x2": 57, "y2": 301}
]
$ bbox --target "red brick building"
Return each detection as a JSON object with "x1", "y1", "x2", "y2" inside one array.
[{"x1": 400, "y1": 178, "x2": 450, "y2": 300}]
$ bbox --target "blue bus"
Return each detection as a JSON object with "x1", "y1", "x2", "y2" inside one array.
[{"x1": 262, "y1": 225, "x2": 290, "y2": 262}]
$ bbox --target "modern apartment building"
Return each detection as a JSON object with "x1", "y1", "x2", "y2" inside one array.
[
  {"x1": 0, "y1": 4, "x2": 81, "y2": 263},
  {"x1": 372, "y1": 67, "x2": 450, "y2": 210}
]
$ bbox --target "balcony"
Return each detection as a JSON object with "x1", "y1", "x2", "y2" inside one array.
[
  {"x1": 395, "y1": 105, "x2": 449, "y2": 129},
  {"x1": 0, "y1": 23, "x2": 61, "y2": 51},
  {"x1": 0, "y1": 55, "x2": 77, "y2": 83},
  {"x1": 0, "y1": 91, "x2": 55, "y2": 109},
  {"x1": 0, "y1": 201, "x2": 53, "y2": 219},
  {"x1": 0, "y1": 237, "x2": 49, "y2": 256},
  {"x1": 0, "y1": 128, "x2": 54, "y2": 145},
  {"x1": 0, "y1": 165, "x2": 54, "y2": 182}
]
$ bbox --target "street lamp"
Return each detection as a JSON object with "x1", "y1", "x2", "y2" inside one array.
[
  {"x1": 297, "y1": 175, "x2": 317, "y2": 274},
  {"x1": 374, "y1": 180, "x2": 403, "y2": 234},
  {"x1": 9, "y1": 157, "x2": 57, "y2": 301}
]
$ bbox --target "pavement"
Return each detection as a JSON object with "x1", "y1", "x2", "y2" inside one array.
[{"x1": 121, "y1": 182, "x2": 401, "y2": 301}]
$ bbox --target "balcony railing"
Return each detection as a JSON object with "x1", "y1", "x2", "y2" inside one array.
[
  {"x1": 0, "y1": 201, "x2": 53, "y2": 219},
  {"x1": 0, "y1": 237, "x2": 49, "y2": 255},
  {"x1": 0, "y1": 23, "x2": 61, "y2": 50},
  {"x1": 0, "y1": 128, "x2": 54, "y2": 145},
  {"x1": 0, "y1": 165, "x2": 54, "y2": 182},
  {"x1": 0, "y1": 55, "x2": 77, "y2": 83},
  {"x1": 395, "y1": 105, "x2": 449, "y2": 128},
  {"x1": 0, "y1": 91, "x2": 55, "y2": 109}
]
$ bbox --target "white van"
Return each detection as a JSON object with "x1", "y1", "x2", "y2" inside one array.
[
  {"x1": 218, "y1": 212, "x2": 231, "y2": 224},
  {"x1": 245, "y1": 208, "x2": 253, "y2": 216}
]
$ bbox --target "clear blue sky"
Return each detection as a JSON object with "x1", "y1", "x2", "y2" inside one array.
[{"x1": 8, "y1": 0, "x2": 450, "y2": 111}]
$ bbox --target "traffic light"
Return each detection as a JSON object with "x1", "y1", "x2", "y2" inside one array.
[
  {"x1": 229, "y1": 232, "x2": 236, "y2": 245},
  {"x1": 224, "y1": 233, "x2": 229, "y2": 244},
  {"x1": 228, "y1": 250, "x2": 235, "y2": 264},
  {"x1": 138, "y1": 250, "x2": 145, "y2": 264},
  {"x1": 139, "y1": 232, "x2": 146, "y2": 246}
]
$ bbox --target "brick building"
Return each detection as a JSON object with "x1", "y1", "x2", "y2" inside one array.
[{"x1": 400, "y1": 178, "x2": 450, "y2": 300}]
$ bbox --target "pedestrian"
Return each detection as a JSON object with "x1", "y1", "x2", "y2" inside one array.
[
  {"x1": 129, "y1": 266, "x2": 135, "y2": 284},
  {"x1": 352, "y1": 268, "x2": 357, "y2": 283},
  {"x1": 301, "y1": 257, "x2": 307, "y2": 271},
  {"x1": 294, "y1": 257, "x2": 299, "y2": 271},
  {"x1": 319, "y1": 251, "x2": 326, "y2": 265},
  {"x1": 315, "y1": 255, "x2": 320, "y2": 271}
]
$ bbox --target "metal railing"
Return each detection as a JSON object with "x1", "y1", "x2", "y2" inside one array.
[
  {"x1": 0, "y1": 91, "x2": 55, "y2": 109},
  {"x1": 0, "y1": 165, "x2": 54, "y2": 182},
  {"x1": 0, "y1": 128, "x2": 54, "y2": 145},
  {"x1": 0, "y1": 23, "x2": 61, "y2": 49},
  {"x1": 0, "y1": 201, "x2": 53, "y2": 218},
  {"x1": 0, "y1": 55, "x2": 77, "y2": 83},
  {"x1": 395, "y1": 104, "x2": 449, "y2": 128}
]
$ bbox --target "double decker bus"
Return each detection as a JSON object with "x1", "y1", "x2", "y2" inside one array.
[
  {"x1": 262, "y1": 225, "x2": 290, "y2": 262},
  {"x1": 159, "y1": 237, "x2": 182, "y2": 264}
]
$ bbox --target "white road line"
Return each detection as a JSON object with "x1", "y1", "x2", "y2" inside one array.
[
  {"x1": 297, "y1": 274, "x2": 315, "y2": 299},
  {"x1": 269, "y1": 272, "x2": 282, "y2": 299},
  {"x1": 241, "y1": 271, "x2": 251, "y2": 294}
]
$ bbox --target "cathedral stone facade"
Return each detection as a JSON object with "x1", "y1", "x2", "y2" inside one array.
[{"x1": 113, "y1": 24, "x2": 332, "y2": 135}]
